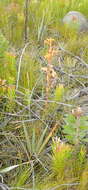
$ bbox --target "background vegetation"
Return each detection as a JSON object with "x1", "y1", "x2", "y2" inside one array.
[{"x1": 0, "y1": 0, "x2": 88, "y2": 190}]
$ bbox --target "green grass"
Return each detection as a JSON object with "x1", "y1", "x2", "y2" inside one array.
[{"x1": 0, "y1": 0, "x2": 88, "y2": 189}]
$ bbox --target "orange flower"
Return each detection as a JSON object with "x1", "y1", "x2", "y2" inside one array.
[
  {"x1": 51, "y1": 49, "x2": 58, "y2": 56},
  {"x1": 44, "y1": 38, "x2": 55, "y2": 46},
  {"x1": 44, "y1": 53, "x2": 52, "y2": 61}
]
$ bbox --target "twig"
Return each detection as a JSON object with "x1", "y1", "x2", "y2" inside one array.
[
  {"x1": 46, "y1": 182, "x2": 80, "y2": 190},
  {"x1": 10, "y1": 188, "x2": 31, "y2": 190},
  {"x1": 0, "y1": 175, "x2": 3, "y2": 183},
  {"x1": 0, "y1": 183, "x2": 9, "y2": 190},
  {"x1": 33, "y1": 99, "x2": 73, "y2": 107},
  {"x1": 10, "y1": 119, "x2": 38, "y2": 124},
  {"x1": 59, "y1": 44, "x2": 88, "y2": 68}
]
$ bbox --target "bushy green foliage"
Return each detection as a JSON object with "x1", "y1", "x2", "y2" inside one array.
[
  {"x1": 63, "y1": 114, "x2": 88, "y2": 145},
  {"x1": 52, "y1": 138, "x2": 72, "y2": 179},
  {"x1": 0, "y1": 0, "x2": 88, "y2": 189},
  {"x1": 39, "y1": 139, "x2": 87, "y2": 190}
]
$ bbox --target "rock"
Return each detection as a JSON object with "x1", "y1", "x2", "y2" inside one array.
[{"x1": 62, "y1": 11, "x2": 88, "y2": 32}]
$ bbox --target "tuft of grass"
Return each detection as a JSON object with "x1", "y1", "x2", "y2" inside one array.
[{"x1": 0, "y1": 0, "x2": 88, "y2": 189}]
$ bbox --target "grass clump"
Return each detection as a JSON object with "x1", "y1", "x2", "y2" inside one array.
[{"x1": 0, "y1": 0, "x2": 88, "y2": 189}]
